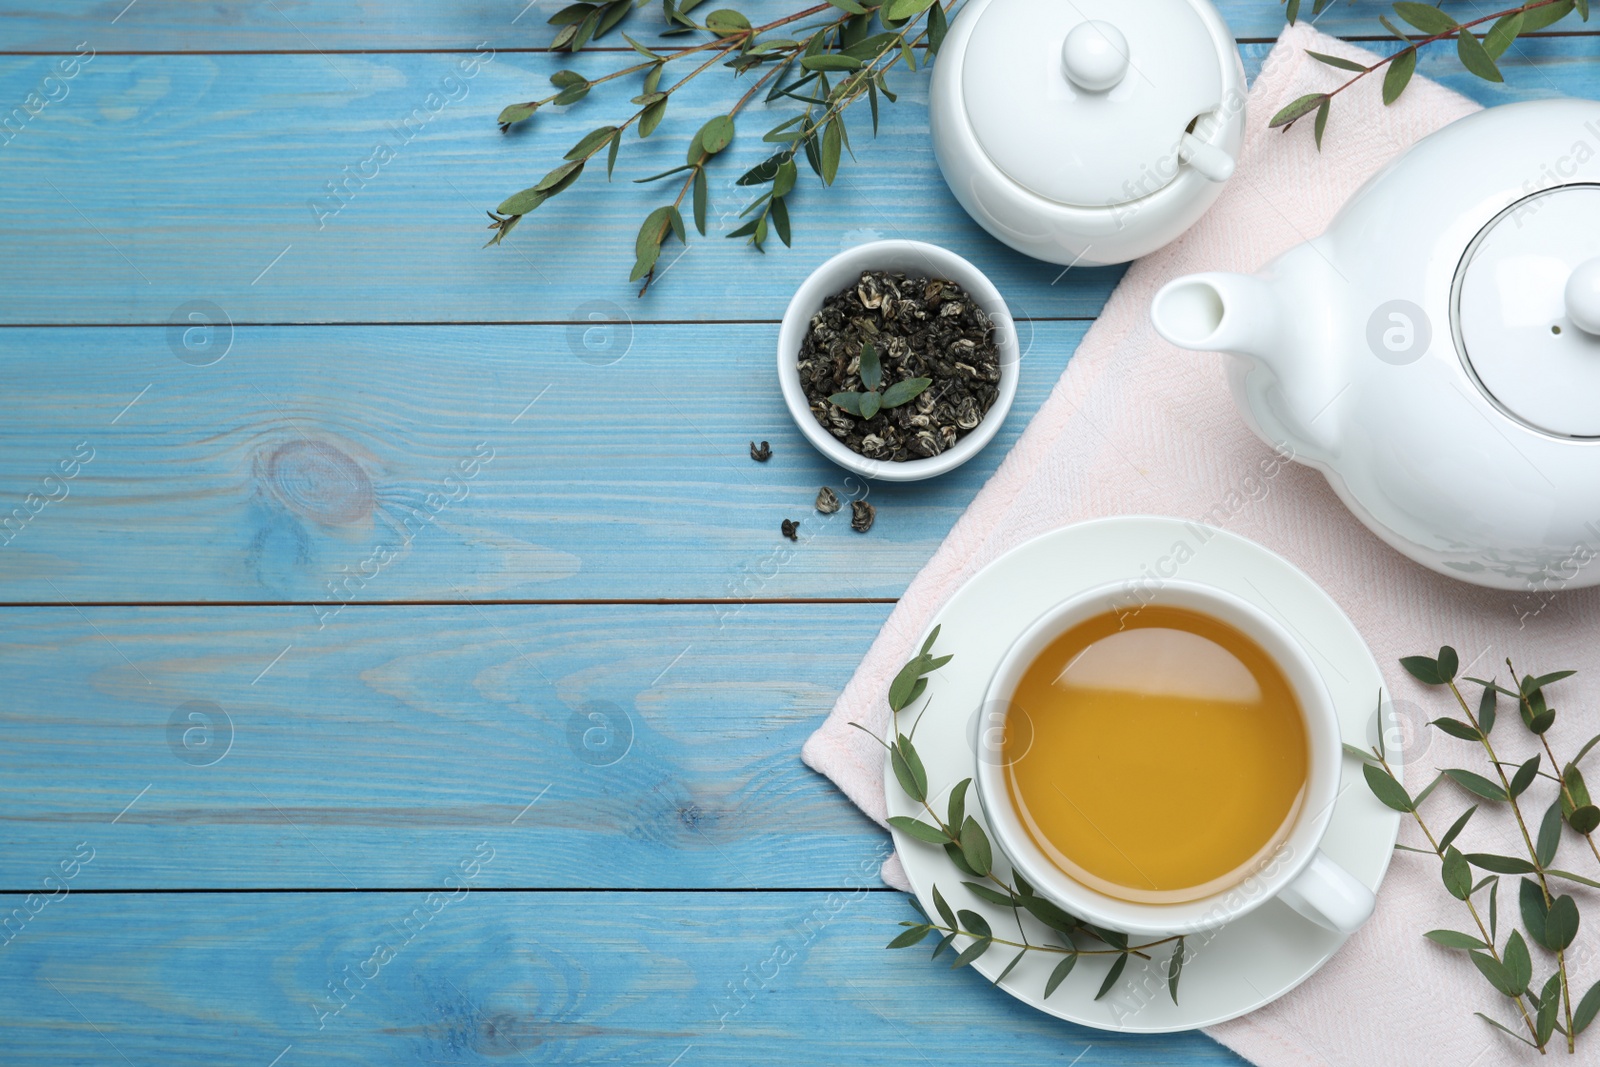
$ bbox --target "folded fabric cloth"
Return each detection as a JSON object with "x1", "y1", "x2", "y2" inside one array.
[{"x1": 803, "y1": 22, "x2": 1600, "y2": 1067}]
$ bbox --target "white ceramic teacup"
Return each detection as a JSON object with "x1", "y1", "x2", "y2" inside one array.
[{"x1": 972, "y1": 579, "x2": 1376, "y2": 938}]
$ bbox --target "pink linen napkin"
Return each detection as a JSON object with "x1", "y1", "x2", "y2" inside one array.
[{"x1": 802, "y1": 22, "x2": 1600, "y2": 1067}]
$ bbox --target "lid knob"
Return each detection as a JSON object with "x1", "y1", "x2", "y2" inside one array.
[
  {"x1": 1060, "y1": 21, "x2": 1129, "y2": 93},
  {"x1": 1566, "y1": 257, "x2": 1600, "y2": 336}
]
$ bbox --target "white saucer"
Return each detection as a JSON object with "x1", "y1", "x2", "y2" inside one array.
[{"x1": 883, "y1": 516, "x2": 1401, "y2": 1033}]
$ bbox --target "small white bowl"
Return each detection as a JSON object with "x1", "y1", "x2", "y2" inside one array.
[{"x1": 777, "y1": 239, "x2": 1020, "y2": 482}]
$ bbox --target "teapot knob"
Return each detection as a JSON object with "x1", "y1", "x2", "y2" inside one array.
[
  {"x1": 1061, "y1": 21, "x2": 1129, "y2": 93},
  {"x1": 1567, "y1": 257, "x2": 1600, "y2": 336}
]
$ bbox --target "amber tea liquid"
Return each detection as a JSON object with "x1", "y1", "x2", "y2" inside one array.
[{"x1": 1002, "y1": 606, "x2": 1308, "y2": 904}]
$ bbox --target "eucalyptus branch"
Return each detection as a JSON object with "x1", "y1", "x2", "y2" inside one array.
[
  {"x1": 1360, "y1": 646, "x2": 1600, "y2": 1053},
  {"x1": 1272, "y1": 0, "x2": 1588, "y2": 148},
  {"x1": 484, "y1": 0, "x2": 961, "y2": 290},
  {"x1": 868, "y1": 627, "x2": 1187, "y2": 1005},
  {"x1": 1359, "y1": 741, "x2": 1543, "y2": 1047}
]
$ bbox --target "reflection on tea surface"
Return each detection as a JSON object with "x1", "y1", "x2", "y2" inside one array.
[{"x1": 1003, "y1": 607, "x2": 1308, "y2": 904}]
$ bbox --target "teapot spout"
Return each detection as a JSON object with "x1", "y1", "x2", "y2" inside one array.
[{"x1": 1151, "y1": 272, "x2": 1284, "y2": 367}]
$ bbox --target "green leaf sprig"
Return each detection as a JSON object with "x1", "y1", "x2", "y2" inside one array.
[
  {"x1": 828, "y1": 341, "x2": 932, "y2": 420},
  {"x1": 1273, "y1": 0, "x2": 1589, "y2": 149},
  {"x1": 487, "y1": 0, "x2": 959, "y2": 293},
  {"x1": 858, "y1": 627, "x2": 1187, "y2": 1007},
  {"x1": 1352, "y1": 646, "x2": 1600, "y2": 1053}
]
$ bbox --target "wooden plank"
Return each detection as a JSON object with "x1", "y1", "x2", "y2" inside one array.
[
  {"x1": 0, "y1": 889, "x2": 1248, "y2": 1065},
  {"x1": 0, "y1": 321, "x2": 1078, "y2": 602},
  {"x1": 0, "y1": 38, "x2": 1593, "y2": 326},
  {"x1": 0, "y1": 45, "x2": 1128, "y2": 324},
  {"x1": 0, "y1": 601, "x2": 903, "y2": 889},
  {"x1": 2, "y1": 0, "x2": 1598, "y2": 51}
]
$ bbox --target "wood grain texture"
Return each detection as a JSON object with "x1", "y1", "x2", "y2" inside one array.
[
  {"x1": 0, "y1": 322, "x2": 1078, "y2": 602},
  {"x1": 0, "y1": 38, "x2": 1595, "y2": 326},
  {"x1": 5, "y1": 0, "x2": 1579, "y2": 52},
  {"x1": 0, "y1": 890, "x2": 1248, "y2": 1066},
  {"x1": 0, "y1": 602, "x2": 897, "y2": 890}
]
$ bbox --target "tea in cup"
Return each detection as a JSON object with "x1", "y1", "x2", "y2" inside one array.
[{"x1": 973, "y1": 580, "x2": 1375, "y2": 937}]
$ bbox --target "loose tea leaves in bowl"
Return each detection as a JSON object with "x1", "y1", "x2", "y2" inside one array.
[{"x1": 797, "y1": 271, "x2": 1002, "y2": 462}]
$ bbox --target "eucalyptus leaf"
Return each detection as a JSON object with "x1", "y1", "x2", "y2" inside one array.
[
  {"x1": 957, "y1": 909, "x2": 992, "y2": 940},
  {"x1": 1430, "y1": 717, "x2": 1481, "y2": 742},
  {"x1": 858, "y1": 390, "x2": 881, "y2": 420},
  {"x1": 859, "y1": 341, "x2": 882, "y2": 392},
  {"x1": 888, "y1": 816, "x2": 949, "y2": 845},
  {"x1": 1400, "y1": 652, "x2": 1442, "y2": 685},
  {"x1": 697, "y1": 115, "x2": 735, "y2": 156},
  {"x1": 897, "y1": 734, "x2": 927, "y2": 800},
  {"x1": 1439, "y1": 804, "x2": 1477, "y2": 852},
  {"x1": 1392, "y1": 1, "x2": 1458, "y2": 34},
  {"x1": 1509, "y1": 755, "x2": 1541, "y2": 798},
  {"x1": 1384, "y1": 46, "x2": 1417, "y2": 105},
  {"x1": 1521, "y1": 877, "x2": 1549, "y2": 948},
  {"x1": 639, "y1": 97, "x2": 668, "y2": 138},
  {"x1": 960, "y1": 816, "x2": 992, "y2": 877},
  {"x1": 1524, "y1": 0, "x2": 1577, "y2": 32},
  {"x1": 1094, "y1": 953, "x2": 1129, "y2": 1001},
  {"x1": 881, "y1": 377, "x2": 933, "y2": 408},
  {"x1": 1019, "y1": 892, "x2": 1081, "y2": 934},
  {"x1": 497, "y1": 102, "x2": 539, "y2": 127},
  {"x1": 801, "y1": 54, "x2": 864, "y2": 71},
  {"x1": 497, "y1": 186, "x2": 550, "y2": 216},
  {"x1": 1538, "y1": 799, "x2": 1563, "y2": 868},
  {"x1": 704, "y1": 8, "x2": 751, "y2": 34},
  {"x1": 887, "y1": 924, "x2": 932, "y2": 948},
  {"x1": 1464, "y1": 853, "x2": 1537, "y2": 875},
  {"x1": 1044, "y1": 953, "x2": 1078, "y2": 998},
  {"x1": 829, "y1": 391, "x2": 864, "y2": 417},
  {"x1": 1306, "y1": 49, "x2": 1367, "y2": 72},
  {"x1": 1478, "y1": 682, "x2": 1497, "y2": 736},
  {"x1": 821, "y1": 118, "x2": 842, "y2": 185},
  {"x1": 1444, "y1": 768, "x2": 1506, "y2": 802},
  {"x1": 1442, "y1": 846, "x2": 1473, "y2": 900},
  {"x1": 1575, "y1": 979, "x2": 1600, "y2": 1035},
  {"x1": 1313, "y1": 97, "x2": 1330, "y2": 150},
  {"x1": 1545, "y1": 894, "x2": 1580, "y2": 951},
  {"x1": 1504, "y1": 930, "x2": 1532, "y2": 996},
  {"x1": 932, "y1": 884, "x2": 958, "y2": 931},
  {"x1": 1167, "y1": 938, "x2": 1185, "y2": 1005},
  {"x1": 1536, "y1": 972, "x2": 1561, "y2": 1045},
  {"x1": 692, "y1": 168, "x2": 707, "y2": 234},
  {"x1": 950, "y1": 936, "x2": 992, "y2": 969},
  {"x1": 566, "y1": 125, "x2": 620, "y2": 160},
  {"x1": 1424, "y1": 929, "x2": 1489, "y2": 950},
  {"x1": 1363, "y1": 761, "x2": 1414, "y2": 812},
  {"x1": 962, "y1": 881, "x2": 1017, "y2": 908}
]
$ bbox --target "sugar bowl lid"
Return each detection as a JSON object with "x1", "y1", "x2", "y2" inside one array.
[
  {"x1": 958, "y1": 0, "x2": 1233, "y2": 208},
  {"x1": 1455, "y1": 185, "x2": 1600, "y2": 438}
]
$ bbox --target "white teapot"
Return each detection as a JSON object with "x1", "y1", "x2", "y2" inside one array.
[{"x1": 1152, "y1": 100, "x2": 1600, "y2": 592}]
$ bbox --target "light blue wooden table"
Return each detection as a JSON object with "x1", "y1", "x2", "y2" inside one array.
[{"x1": 0, "y1": 3, "x2": 1595, "y2": 1063}]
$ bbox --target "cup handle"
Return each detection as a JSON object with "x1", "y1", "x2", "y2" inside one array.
[{"x1": 1278, "y1": 850, "x2": 1376, "y2": 934}]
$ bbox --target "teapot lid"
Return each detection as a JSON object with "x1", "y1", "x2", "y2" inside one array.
[
  {"x1": 959, "y1": 0, "x2": 1229, "y2": 209},
  {"x1": 1455, "y1": 185, "x2": 1600, "y2": 438}
]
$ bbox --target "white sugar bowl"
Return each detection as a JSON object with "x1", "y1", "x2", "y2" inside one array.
[{"x1": 929, "y1": 0, "x2": 1246, "y2": 267}]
